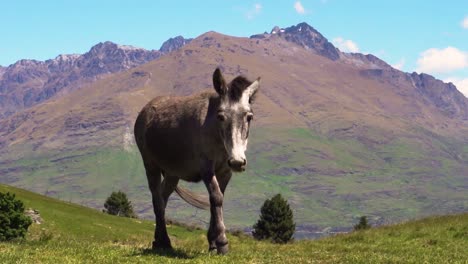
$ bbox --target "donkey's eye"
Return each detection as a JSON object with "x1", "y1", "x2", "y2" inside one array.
[
  {"x1": 246, "y1": 113, "x2": 253, "y2": 122},
  {"x1": 217, "y1": 113, "x2": 226, "y2": 122}
]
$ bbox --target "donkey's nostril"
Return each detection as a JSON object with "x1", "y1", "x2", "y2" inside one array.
[{"x1": 228, "y1": 158, "x2": 247, "y2": 171}]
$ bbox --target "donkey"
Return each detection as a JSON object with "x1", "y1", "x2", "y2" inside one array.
[{"x1": 134, "y1": 68, "x2": 260, "y2": 254}]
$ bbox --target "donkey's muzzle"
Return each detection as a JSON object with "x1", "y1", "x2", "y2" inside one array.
[{"x1": 228, "y1": 158, "x2": 247, "y2": 172}]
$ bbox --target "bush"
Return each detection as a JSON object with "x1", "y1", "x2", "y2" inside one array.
[
  {"x1": 252, "y1": 193, "x2": 295, "y2": 243},
  {"x1": 354, "y1": 216, "x2": 371, "y2": 231},
  {"x1": 103, "y1": 191, "x2": 137, "y2": 218},
  {"x1": 0, "y1": 192, "x2": 33, "y2": 241}
]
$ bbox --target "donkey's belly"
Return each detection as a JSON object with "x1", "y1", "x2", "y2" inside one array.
[
  {"x1": 161, "y1": 159, "x2": 203, "y2": 183},
  {"x1": 146, "y1": 133, "x2": 204, "y2": 182}
]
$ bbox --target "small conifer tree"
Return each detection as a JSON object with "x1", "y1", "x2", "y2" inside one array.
[
  {"x1": 354, "y1": 216, "x2": 371, "y2": 231},
  {"x1": 0, "y1": 192, "x2": 33, "y2": 241},
  {"x1": 252, "y1": 193, "x2": 295, "y2": 243},
  {"x1": 103, "y1": 191, "x2": 137, "y2": 218}
]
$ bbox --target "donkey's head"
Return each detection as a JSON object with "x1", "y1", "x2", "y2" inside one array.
[{"x1": 212, "y1": 68, "x2": 260, "y2": 172}]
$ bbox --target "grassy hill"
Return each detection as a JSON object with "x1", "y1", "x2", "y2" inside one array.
[{"x1": 1, "y1": 184, "x2": 467, "y2": 263}]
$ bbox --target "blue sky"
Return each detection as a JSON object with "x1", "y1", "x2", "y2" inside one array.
[{"x1": 1, "y1": 1, "x2": 467, "y2": 96}]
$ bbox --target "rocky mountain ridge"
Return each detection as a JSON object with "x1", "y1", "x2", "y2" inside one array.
[
  {"x1": 160, "y1": 36, "x2": 193, "y2": 53},
  {"x1": 0, "y1": 37, "x2": 191, "y2": 119},
  {"x1": 251, "y1": 22, "x2": 340, "y2": 61}
]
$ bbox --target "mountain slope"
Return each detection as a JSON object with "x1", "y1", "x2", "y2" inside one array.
[
  {"x1": 1, "y1": 183, "x2": 467, "y2": 263},
  {"x1": 253, "y1": 23, "x2": 467, "y2": 120},
  {"x1": 0, "y1": 23, "x2": 467, "y2": 237}
]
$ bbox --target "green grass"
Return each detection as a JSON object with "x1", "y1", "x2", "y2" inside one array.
[{"x1": 1, "y1": 184, "x2": 467, "y2": 263}]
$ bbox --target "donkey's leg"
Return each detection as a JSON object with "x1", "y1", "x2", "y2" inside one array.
[
  {"x1": 203, "y1": 165, "x2": 229, "y2": 254},
  {"x1": 207, "y1": 170, "x2": 232, "y2": 253},
  {"x1": 161, "y1": 173, "x2": 179, "y2": 208},
  {"x1": 207, "y1": 215, "x2": 217, "y2": 252},
  {"x1": 145, "y1": 166, "x2": 172, "y2": 249}
]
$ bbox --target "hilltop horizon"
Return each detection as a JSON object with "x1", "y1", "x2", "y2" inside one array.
[
  {"x1": 1, "y1": 1, "x2": 467, "y2": 96},
  {"x1": 2, "y1": 20, "x2": 467, "y2": 99}
]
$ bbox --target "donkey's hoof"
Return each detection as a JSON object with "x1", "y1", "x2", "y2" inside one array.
[
  {"x1": 152, "y1": 241, "x2": 172, "y2": 250},
  {"x1": 208, "y1": 247, "x2": 217, "y2": 255},
  {"x1": 208, "y1": 246, "x2": 217, "y2": 253},
  {"x1": 216, "y1": 242, "x2": 229, "y2": 255}
]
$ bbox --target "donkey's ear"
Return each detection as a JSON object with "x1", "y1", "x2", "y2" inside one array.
[
  {"x1": 213, "y1": 68, "x2": 227, "y2": 96},
  {"x1": 247, "y1": 77, "x2": 261, "y2": 103}
]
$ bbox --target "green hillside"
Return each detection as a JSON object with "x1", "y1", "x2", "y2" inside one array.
[
  {"x1": 1, "y1": 184, "x2": 467, "y2": 263},
  {"x1": 1, "y1": 126, "x2": 467, "y2": 236}
]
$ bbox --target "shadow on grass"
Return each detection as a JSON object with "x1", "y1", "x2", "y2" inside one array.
[{"x1": 132, "y1": 247, "x2": 198, "y2": 259}]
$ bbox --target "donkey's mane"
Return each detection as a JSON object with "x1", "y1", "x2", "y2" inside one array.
[{"x1": 228, "y1": 76, "x2": 253, "y2": 102}]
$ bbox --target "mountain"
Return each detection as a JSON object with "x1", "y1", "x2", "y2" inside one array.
[
  {"x1": 0, "y1": 23, "x2": 466, "y2": 237},
  {"x1": 0, "y1": 37, "x2": 191, "y2": 119}
]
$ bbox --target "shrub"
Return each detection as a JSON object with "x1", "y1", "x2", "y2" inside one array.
[
  {"x1": 103, "y1": 191, "x2": 137, "y2": 218},
  {"x1": 0, "y1": 192, "x2": 33, "y2": 241},
  {"x1": 354, "y1": 216, "x2": 371, "y2": 231},
  {"x1": 252, "y1": 193, "x2": 295, "y2": 243}
]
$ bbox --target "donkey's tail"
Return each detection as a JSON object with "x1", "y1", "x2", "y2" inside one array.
[{"x1": 175, "y1": 186, "x2": 210, "y2": 210}]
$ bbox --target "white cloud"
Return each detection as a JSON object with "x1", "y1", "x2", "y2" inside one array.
[
  {"x1": 416, "y1": 47, "x2": 468, "y2": 74},
  {"x1": 332, "y1": 37, "x2": 359, "y2": 53},
  {"x1": 445, "y1": 77, "x2": 468, "y2": 97},
  {"x1": 294, "y1": 1, "x2": 306, "y2": 14},
  {"x1": 255, "y1": 3, "x2": 262, "y2": 11},
  {"x1": 461, "y1": 16, "x2": 468, "y2": 29},
  {"x1": 246, "y1": 3, "x2": 262, "y2": 20},
  {"x1": 391, "y1": 58, "x2": 406, "y2": 70}
]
